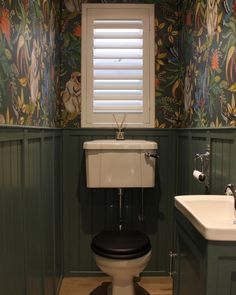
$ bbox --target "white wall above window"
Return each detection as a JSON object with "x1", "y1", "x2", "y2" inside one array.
[{"x1": 81, "y1": 4, "x2": 155, "y2": 128}]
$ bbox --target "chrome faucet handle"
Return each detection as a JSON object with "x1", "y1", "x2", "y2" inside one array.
[
  {"x1": 225, "y1": 183, "x2": 236, "y2": 210},
  {"x1": 225, "y1": 183, "x2": 236, "y2": 194}
]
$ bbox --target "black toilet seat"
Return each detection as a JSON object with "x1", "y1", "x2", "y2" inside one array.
[{"x1": 91, "y1": 230, "x2": 151, "y2": 260}]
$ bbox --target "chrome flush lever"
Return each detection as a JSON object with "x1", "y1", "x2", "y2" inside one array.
[{"x1": 145, "y1": 152, "x2": 159, "y2": 159}]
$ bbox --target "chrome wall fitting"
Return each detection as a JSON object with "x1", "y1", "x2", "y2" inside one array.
[{"x1": 193, "y1": 146, "x2": 211, "y2": 194}]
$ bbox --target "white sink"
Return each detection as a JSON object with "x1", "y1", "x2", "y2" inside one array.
[{"x1": 175, "y1": 195, "x2": 236, "y2": 241}]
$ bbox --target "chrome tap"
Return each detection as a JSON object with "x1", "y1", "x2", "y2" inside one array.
[{"x1": 225, "y1": 184, "x2": 236, "y2": 210}]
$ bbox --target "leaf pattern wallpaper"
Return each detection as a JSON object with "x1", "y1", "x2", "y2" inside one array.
[
  {"x1": 180, "y1": 0, "x2": 236, "y2": 127},
  {"x1": 0, "y1": 0, "x2": 60, "y2": 126},
  {"x1": 59, "y1": 0, "x2": 182, "y2": 128},
  {"x1": 0, "y1": 0, "x2": 236, "y2": 128}
]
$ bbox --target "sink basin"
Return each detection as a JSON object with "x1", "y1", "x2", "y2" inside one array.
[{"x1": 175, "y1": 195, "x2": 236, "y2": 241}]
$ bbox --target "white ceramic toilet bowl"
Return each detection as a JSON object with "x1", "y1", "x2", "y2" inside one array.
[{"x1": 94, "y1": 251, "x2": 151, "y2": 295}]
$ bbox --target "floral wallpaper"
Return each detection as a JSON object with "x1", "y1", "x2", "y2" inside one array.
[
  {"x1": 0, "y1": 0, "x2": 60, "y2": 126},
  {"x1": 59, "y1": 0, "x2": 183, "y2": 128},
  {"x1": 1, "y1": 0, "x2": 235, "y2": 128},
  {"x1": 181, "y1": 0, "x2": 236, "y2": 127}
]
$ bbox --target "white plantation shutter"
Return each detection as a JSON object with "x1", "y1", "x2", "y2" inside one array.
[{"x1": 82, "y1": 4, "x2": 155, "y2": 128}]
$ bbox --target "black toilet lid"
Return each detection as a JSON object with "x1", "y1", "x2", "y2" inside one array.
[{"x1": 91, "y1": 230, "x2": 151, "y2": 259}]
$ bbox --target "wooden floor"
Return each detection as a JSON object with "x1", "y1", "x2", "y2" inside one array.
[{"x1": 59, "y1": 276, "x2": 173, "y2": 295}]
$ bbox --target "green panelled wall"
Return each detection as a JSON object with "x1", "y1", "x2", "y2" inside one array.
[
  {"x1": 176, "y1": 128, "x2": 236, "y2": 195},
  {"x1": 1, "y1": 126, "x2": 236, "y2": 290},
  {"x1": 62, "y1": 129, "x2": 177, "y2": 276},
  {"x1": 0, "y1": 128, "x2": 63, "y2": 295},
  {"x1": 62, "y1": 127, "x2": 236, "y2": 277}
]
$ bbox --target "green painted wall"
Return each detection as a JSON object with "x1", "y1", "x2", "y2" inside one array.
[
  {"x1": 62, "y1": 127, "x2": 236, "y2": 276},
  {"x1": 176, "y1": 128, "x2": 236, "y2": 195},
  {"x1": 0, "y1": 126, "x2": 236, "y2": 284},
  {"x1": 0, "y1": 128, "x2": 63, "y2": 295}
]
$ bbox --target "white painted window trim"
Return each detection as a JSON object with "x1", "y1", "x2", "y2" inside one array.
[{"x1": 81, "y1": 3, "x2": 155, "y2": 128}]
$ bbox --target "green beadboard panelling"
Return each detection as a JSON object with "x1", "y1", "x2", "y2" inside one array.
[
  {"x1": 0, "y1": 140, "x2": 26, "y2": 295},
  {"x1": 1, "y1": 126, "x2": 236, "y2": 285},
  {"x1": 176, "y1": 129, "x2": 236, "y2": 196},
  {"x1": 54, "y1": 136, "x2": 63, "y2": 293},
  {"x1": 42, "y1": 137, "x2": 56, "y2": 295},
  {"x1": 0, "y1": 128, "x2": 62, "y2": 295},
  {"x1": 24, "y1": 137, "x2": 44, "y2": 295}
]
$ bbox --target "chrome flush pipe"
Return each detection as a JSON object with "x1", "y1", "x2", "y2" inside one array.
[{"x1": 118, "y1": 188, "x2": 124, "y2": 231}]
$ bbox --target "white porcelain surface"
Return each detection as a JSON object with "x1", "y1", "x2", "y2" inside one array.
[
  {"x1": 175, "y1": 195, "x2": 236, "y2": 241},
  {"x1": 94, "y1": 251, "x2": 151, "y2": 295},
  {"x1": 83, "y1": 140, "x2": 157, "y2": 188},
  {"x1": 83, "y1": 139, "x2": 157, "y2": 150}
]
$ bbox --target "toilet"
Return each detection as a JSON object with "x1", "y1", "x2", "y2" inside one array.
[
  {"x1": 83, "y1": 139, "x2": 157, "y2": 295},
  {"x1": 91, "y1": 230, "x2": 151, "y2": 295}
]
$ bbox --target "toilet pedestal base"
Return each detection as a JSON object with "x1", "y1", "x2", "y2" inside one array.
[{"x1": 111, "y1": 276, "x2": 135, "y2": 295}]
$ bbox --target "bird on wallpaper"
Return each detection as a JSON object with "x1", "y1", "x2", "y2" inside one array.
[
  {"x1": 16, "y1": 34, "x2": 30, "y2": 75},
  {"x1": 29, "y1": 39, "x2": 40, "y2": 105},
  {"x1": 64, "y1": 0, "x2": 87, "y2": 14},
  {"x1": 184, "y1": 63, "x2": 194, "y2": 112},
  {"x1": 223, "y1": 0, "x2": 235, "y2": 23},
  {"x1": 62, "y1": 72, "x2": 81, "y2": 114},
  {"x1": 49, "y1": 7, "x2": 55, "y2": 50},
  {"x1": 206, "y1": 0, "x2": 218, "y2": 36},
  {"x1": 219, "y1": 95, "x2": 236, "y2": 124}
]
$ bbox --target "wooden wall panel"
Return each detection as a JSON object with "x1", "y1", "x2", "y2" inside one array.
[
  {"x1": 0, "y1": 139, "x2": 25, "y2": 295},
  {"x1": 1, "y1": 126, "x2": 236, "y2": 285},
  {"x1": 176, "y1": 129, "x2": 236, "y2": 196},
  {"x1": 0, "y1": 128, "x2": 62, "y2": 295}
]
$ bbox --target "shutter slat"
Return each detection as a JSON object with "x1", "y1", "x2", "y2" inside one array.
[
  {"x1": 94, "y1": 59, "x2": 143, "y2": 69},
  {"x1": 94, "y1": 49, "x2": 143, "y2": 59},
  {"x1": 94, "y1": 20, "x2": 143, "y2": 29},
  {"x1": 94, "y1": 70, "x2": 143, "y2": 79},
  {"x1": 94, "y1": 29, "x2": 143, "y2": 38},
  {"x1": 94, "y1": 90, "x2": 143, "y2": 100},
  {"x1": 93, "y1": 100, "x2": 143, "y2": 112},
  {"x1": 94, "y1": 80, "x2": 143, "y2": 90},
  {"x1": 94, "y1": 39, "x2": 143, "y2": 49}
]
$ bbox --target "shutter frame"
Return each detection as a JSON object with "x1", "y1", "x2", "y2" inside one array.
[{"x1": 81, "y1": 4, "x2": 155, "y2": 128}]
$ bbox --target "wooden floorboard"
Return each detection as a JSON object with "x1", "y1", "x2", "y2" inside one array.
[{"x1": 59, "y1": 276, "x2": 173, "y2": 295}]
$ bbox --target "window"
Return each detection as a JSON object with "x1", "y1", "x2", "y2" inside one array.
[{"x1": 81, "y1": 4, "x2": 155, "y2": 128}]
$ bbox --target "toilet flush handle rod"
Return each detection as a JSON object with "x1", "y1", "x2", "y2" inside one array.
[{"x1": 118, "y1": 188, "x2": 124, "y2": 231}]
